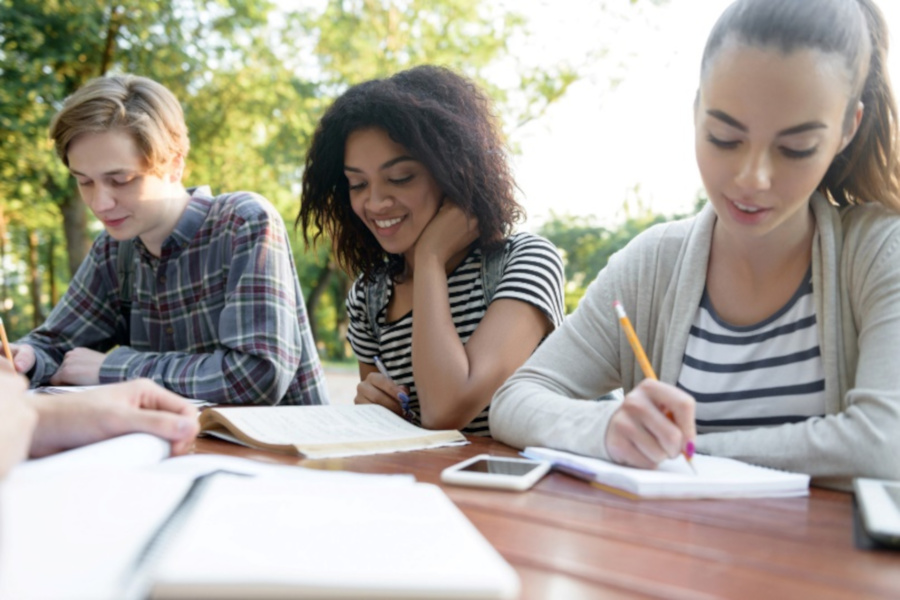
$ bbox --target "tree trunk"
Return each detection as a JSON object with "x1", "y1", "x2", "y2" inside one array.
[
  {"x1": 0, "y1": 203, "x2": 7, "y2": 321},
  {"x1": 59, "y1": 194, "x2": 90, "y2": 278},
  {"x1": 27, "y1": 229, "x2": 43, "y2": 329},
  {"x1": 305, "y1": 260, "x2": 336, "y2": 342},
  {"x1": 48, "y1": 234, "x2": 59, "y2": 307},
  {"x1": 336, "y1": 271, "x2": 351, "y2": 359}
]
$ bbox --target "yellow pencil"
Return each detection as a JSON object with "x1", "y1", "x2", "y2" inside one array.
[
  {"x1": 0, "y1": 316, "x2": 13, "y2": 364},
  {"x1": 613, "y1": 300, "x2": 696, "y2": 472}
]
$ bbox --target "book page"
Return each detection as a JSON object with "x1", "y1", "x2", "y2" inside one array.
[
  {"x1": 204, "y1": 405, "x2": 467, "y2": 458},
  {"x1": 28, "y1": 385, "x2": 213, "y2": 407},
  {"x1": 7, "y1": 433, "x2": 171, "y2": 484},
  {"x1": 522, "y1": 447, "x2": 810, "y2": 499}
]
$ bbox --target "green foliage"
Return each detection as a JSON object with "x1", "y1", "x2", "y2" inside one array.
[
  {"x1": 1, "y1": 0, "x2": 583, "y2": 359},
  {"x1": 540, "y1": 192, "x2": 706, "y2": 313}
]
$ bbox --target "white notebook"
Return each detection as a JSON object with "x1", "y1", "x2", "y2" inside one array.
[
  {"x1": 522, "y1": 447, "x2": 810, "y2": 499},
  {"x1": 1, "y1": 435, "x2": 519, "y2": 600}
]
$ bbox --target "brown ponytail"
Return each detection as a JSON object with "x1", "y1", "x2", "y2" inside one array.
[{"x1": 822, "y1": 0, "x2": 900, "y2": 210}]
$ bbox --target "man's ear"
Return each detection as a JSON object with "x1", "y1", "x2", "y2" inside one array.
[
  {"x1": 838, "y1": 101, "x2": 864, "y2": 154},
  {"x1": 168, "y1": 153, "x2": 186, "y2": 183}
]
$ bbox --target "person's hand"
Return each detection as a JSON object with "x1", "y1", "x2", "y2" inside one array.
[
  {"x1": 27, "y1": 378, "x2": 200, "y2": 458},
  {"x1": 605, "y1": 379, "x2": 696, "y2": 469},
  {"x1": 49, "y1": 347, "x2": 106, "y2": 386},
  {"x1": 414, "y1": 202, "x2": 480, "y2": 269},
  {"x1": 0, "y1": 359, "x2": 39, "y2": 477},
  {"x1": 9, "y1": 343, "x2": 36, "y2": 374},
  {"x1": 354, "y1": 371, "x2": 410, "y2": 417}
]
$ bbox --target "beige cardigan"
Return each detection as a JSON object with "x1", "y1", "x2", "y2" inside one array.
[{"x1": 490, "y1": 193, "x2": 900, "y2": 488}]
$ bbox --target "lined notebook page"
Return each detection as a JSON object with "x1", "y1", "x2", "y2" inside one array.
[{"x1": 522, "y1": 447, "x2": 810, "y2": 499}]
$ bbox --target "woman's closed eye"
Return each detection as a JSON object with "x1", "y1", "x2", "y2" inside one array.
[
  {"x1": 388, "y1": 174, "x2": 414, "y2": 185},
  {"x1": 706, "y1": 133, "x2": 740, "y2": 149},
  {"x1": 780, "y1": 146, "x2": 818, "y2": 159}
]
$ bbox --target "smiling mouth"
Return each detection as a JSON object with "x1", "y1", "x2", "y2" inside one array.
[
  {"x1": 374, "y1": 217, "x2": 403, "y2": 228},
  {"x1": 732, "y1": 200, "x2": 765, "y2": 214}
]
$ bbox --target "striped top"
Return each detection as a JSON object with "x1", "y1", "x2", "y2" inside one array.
[
  {"x1": 676, "y1": 269, "x2": 826, "y2": 432},
  {"x1": 346, "y1": 232, "x2": 565, "y2": 435}
]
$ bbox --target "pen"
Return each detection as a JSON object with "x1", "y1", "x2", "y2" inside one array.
[
  {"x1": 373, "y1": 356, "x2": 411, "y2": 418},
  {"x1": 613, "y1": 300, "x2": 696, "y2": 473},
  {"x1": 0, "y1": 316, "x2": 13, "y2": 364}
]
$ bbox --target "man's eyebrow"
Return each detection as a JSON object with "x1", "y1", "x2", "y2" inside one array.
[
  {"x1": 707, "y1": 109, "x2": 827, "y2": 136},
  {"x1": 69, "y1": 168, "x2": 133, "y2": 177}
]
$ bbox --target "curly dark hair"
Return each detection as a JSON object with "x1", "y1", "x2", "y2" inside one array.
[{"x1": 298, "y1": 65, "x2": 524, "y2": 281}]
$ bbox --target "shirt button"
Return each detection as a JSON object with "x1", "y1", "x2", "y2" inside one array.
[
  {"x1": 166, "y1": 327, "x2": 174, "y2": 335},
  {"x1": 159, "y1": 276, "x2": 167, "y2": 284}
]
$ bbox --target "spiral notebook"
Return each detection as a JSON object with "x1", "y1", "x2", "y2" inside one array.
[{"x1": 521, "y1": 446, "x2": 810, "y2": 499}]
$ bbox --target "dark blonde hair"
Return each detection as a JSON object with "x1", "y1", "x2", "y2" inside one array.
[
  {"x1": 702, "y1": 0, "x2": 900, "y2": 210},
  {"x1": 49, "y1": 74, "x2": 190, "y2": 174},
  {"x1": 298, "y1": 65, "x2": 523, "y2": 281}
]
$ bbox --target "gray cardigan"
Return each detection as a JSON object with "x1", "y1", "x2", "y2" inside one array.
[{"x1": 490, "y1": 193, "x2": 900, "y2": 488}]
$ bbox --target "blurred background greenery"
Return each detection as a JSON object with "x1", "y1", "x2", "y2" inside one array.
[{"x1": 0, "y1": 0, "x2": 693, "y2": 361}]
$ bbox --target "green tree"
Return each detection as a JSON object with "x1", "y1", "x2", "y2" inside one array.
[
  {"x1": 0, "y1": 0, "x2": 579, "y2": 351},
  {"x1": 540, "y1": 193, "x2": 706, "y2": 312}
]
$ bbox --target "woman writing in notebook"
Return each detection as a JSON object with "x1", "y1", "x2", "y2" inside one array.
[
  {"x1": 299, "y1": 66, "x2": 565, "y2": 434},
  {"x1": 491, "y1": 0, "x2": 900, "y2": 487}
]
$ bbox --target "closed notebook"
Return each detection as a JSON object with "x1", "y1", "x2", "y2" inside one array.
[
  {"x1": 1, "y1": 434, "x2": 519, "y2": 600},
  {"x1": 151, "y1": 476, "x2": 520, "y2": 600},
  {"x1": 521, "y1": 447, "x2": 810, "y2": 499},
  {"x1": 199, "y1": 404, "x2": 467, "y2": 458}
]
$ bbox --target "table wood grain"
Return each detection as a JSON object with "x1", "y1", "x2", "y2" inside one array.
[{"x1": 192, "y1": 436, "x2": 900, "y2": 599}]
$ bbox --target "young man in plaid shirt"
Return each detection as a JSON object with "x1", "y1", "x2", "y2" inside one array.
[{"x1": 10, "y1": 75, "x2": 328, "y2": 405}]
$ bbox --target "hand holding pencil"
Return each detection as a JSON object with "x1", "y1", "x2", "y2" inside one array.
[{"x1": 606, "y1": 301, "x2": 697, "y2": 472}]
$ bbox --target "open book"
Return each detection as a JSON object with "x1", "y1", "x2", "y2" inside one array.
[
  {"x1": 522, "y1": 446, "x2": 810, "y2": 499},
  {"x1": 199, "y1": 404, "x2": 467, "y2": 458},
  {"x1": 1, "y1": 434, "x2": 519, "y2": 600}
]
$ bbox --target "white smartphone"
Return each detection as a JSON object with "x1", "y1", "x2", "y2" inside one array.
[
  {"x1": 440, "y1": 454, "x2": 551, "y2": 491},
  {"x1": 854, "y1": 478, "x2": 900, "y2": 546}
]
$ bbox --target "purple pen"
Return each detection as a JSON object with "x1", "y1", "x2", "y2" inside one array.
[{"x1": 373, "y1": 356, "x2": 411, "y2": 416}]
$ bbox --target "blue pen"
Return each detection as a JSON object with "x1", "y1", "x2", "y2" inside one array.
[{"x1": 373, "y1": 356, "x2": 411, "y2": 417}]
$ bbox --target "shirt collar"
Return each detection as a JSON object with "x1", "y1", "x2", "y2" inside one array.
[{"x1": 134, "y1": 185, "x2": 213, "y2": 260}]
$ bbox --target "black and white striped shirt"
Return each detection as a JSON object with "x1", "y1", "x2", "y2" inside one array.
[
  {"x1": 677, "y1": 269, "x2": 826, "y2": 432},
  {"x1": 347, "y1": 232, "x2": 565, "y2": 435}
]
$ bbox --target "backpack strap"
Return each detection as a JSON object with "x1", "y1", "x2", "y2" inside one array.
[
  {"x1": 365, "y1": 238, "x2": 510, "y2": 340},
  {"x1": 364, "y1": 273, "x2": 391, "y2": 342},
  {"x1": 480, "y1": 238, "x2": 511, "y2": 308},
  {"x1": 115, "y1": 240, "x2": 136, "y2": 344}
]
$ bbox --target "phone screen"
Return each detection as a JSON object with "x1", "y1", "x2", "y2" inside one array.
[{"x1": 459, "y1": 458, "x2": 542, "y2": 476}]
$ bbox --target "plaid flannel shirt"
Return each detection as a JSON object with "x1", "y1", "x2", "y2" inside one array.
[{"x1": 19, "y1": 186, "x2": 329, "y2": 405}]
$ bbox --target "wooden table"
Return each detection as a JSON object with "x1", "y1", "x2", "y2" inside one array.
[{"x1": 194, "y1": 437, "x2": 900, "y2": 600}]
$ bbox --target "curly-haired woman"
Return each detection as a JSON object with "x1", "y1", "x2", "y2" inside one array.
[{"x1": 299, "y1": 65, "x2": 565, "y2": 435}]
